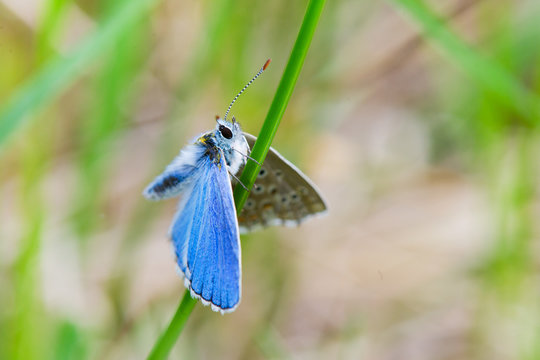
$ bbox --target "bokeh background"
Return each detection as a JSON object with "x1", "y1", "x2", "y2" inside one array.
[{"x1": 2, "y1": 0, "x2": 540, "y2": 359}]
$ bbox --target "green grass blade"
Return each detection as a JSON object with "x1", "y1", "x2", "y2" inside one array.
[
  {"x1": 388, "y1": 0, "x2": 540, "y2": 125},
  {"x1": 9, "y1": 2, "x2": 70, "y2": 358},
  {"x1": 147, "y1": 292, "x2": 196, "y2": 360},
  {"x1": 36, "y1": 0, "x2": 71, "y2": 61},
  {"x1": 146, "y1": 0, "x2": 326, "y2": 358},
  {"x1": 233, "y1": 0, "x2": 326, "y2": 209},
  {"x1": 0, "y1": 0, "x2": 160, "y2": 151}
]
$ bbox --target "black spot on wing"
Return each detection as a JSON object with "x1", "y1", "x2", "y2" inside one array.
[
  {"x1": 253, "y1": 184, "x2": 265, "y2": 194},
  {"x1": 153, "y1": 175, "x2": 180, "y2": 194}
]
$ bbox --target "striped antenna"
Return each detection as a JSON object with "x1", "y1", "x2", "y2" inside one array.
[{"x1": 223, "y1": 59, "x2": 271, "y2": 122}]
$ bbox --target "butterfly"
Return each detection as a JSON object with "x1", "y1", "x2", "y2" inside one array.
[{"x1": 143, "y1": 61, "x2": 326, "y2": 313}]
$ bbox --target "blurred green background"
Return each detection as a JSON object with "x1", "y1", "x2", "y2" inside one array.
[{"x1": 2, "y1": 0, "x2": 540, "y2": 359}]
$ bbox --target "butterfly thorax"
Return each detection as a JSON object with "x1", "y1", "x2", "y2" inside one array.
[
  {"x1": 196, "y1": 119, "x2": 249, "y2": 174},
  {"x1": 195, "y1": 134, "x2": 222, "y2": 167},
  {"x1": 215, "y1": 134, "x2": 248, "y2": 175},
  {"x1": 197, "y1": 132, "x2": 249, "y2": 174}
]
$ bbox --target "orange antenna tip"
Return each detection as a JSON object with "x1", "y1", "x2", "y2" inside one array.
[{"x1": 263, "y1": 59, "x2": 271, "y2": 70}]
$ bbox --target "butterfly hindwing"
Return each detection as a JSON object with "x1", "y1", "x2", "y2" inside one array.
[
  {"x1": 169, "y1": 150, "x2": 241, "y2": 313},
  {"x1": 238, "y1": 133, "x2": 327, "y2": 232}
]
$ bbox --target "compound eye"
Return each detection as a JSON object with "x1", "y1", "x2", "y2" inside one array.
[{"x1": 219, "y1": 125, "x2": 233, "y2": 139}]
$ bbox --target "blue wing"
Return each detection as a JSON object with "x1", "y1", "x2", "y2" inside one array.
[
  {"x1": 143, "y1": 144, "x2": 206, "y2": 200},
  {"x1": 170, "y1": 151, "x2": 241, "y2": 313}
]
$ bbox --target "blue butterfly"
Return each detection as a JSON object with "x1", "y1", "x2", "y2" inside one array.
[
  {"x1": 143, "y1": 61, "x2": 327, "y2": 313},
  {"x1": 143, "y1": 59, "x2": 268, "y2": 314},
  {"x1": 144, "y1": 117, "x2": 249, "y2": 313}
]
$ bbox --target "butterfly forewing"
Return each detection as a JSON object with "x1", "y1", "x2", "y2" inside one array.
[
  {"x1": 143, "y1": 144, "x2": 207, "y2": 201},
  {"x1": 238, "y1": 133, "x2": 327, "y2": 232},
  {"x1": 169, "y1": 151, "x2": 241, "y2": 313}
]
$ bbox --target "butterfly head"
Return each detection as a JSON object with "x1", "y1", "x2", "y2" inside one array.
[
  {"x1": 216, "y1": 116, "x2": 240, "y2": 138},
  {"x1": 212, "y1": 116, "x2": 249, "y2": 174},
  {"x1": 214, "y1": 116, "x2": 242, "y2": 147}
]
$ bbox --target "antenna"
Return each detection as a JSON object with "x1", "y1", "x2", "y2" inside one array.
[{"x1": 223, "y1": 59, "x2": 271, "y2": 122}]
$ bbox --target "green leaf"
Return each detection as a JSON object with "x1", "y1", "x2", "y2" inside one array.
[
  {"x1": 389, "y1": 0, "x2": 540, "y2": 125},
  {"x1": 0, "y1": 0, "x2": 160, "y2": 151}
]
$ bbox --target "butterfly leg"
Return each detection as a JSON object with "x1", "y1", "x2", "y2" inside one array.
[
  {"x1": 229, "y1": 171, "x2": 250, "y2": 192},
  {"x1": 233, "y1": 148, "x2": 261, "y2": 165}
]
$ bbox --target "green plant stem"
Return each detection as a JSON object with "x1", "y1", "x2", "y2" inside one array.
[
  {"x1": 146, "y1": 0, "x2": 326, "y2": 358},
  {"x1": 147, "y1": 292, "x2": 196, "y2": 360},
  {"x1": 233, "y1": 0, "x2": 326, "y2": 210}
]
